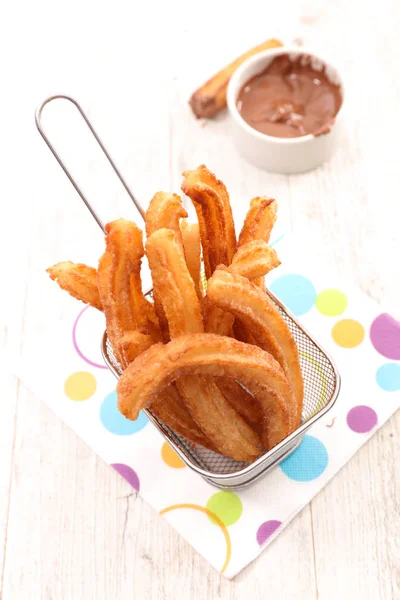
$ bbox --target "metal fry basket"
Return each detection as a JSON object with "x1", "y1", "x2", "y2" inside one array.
[{"x1": 36, "y1": 95, "x2": 341, "y2": 490}]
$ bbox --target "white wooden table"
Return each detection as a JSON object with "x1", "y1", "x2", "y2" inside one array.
[{"x1": 1, "y1": 0, "x2": 399, "y2": 597}]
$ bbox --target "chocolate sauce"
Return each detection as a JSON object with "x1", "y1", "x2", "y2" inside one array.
[{"x1": 237, "y1": 54, "x2": 342, "y2": 138}]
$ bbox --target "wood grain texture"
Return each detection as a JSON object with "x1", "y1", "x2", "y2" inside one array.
[{"x1": 1, "y1": 0, "x2": 400, "y2": 597}]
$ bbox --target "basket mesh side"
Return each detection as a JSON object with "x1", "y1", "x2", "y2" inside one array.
[{"x1": 106, "y1": 298, "x2": 337, "y2": 475}]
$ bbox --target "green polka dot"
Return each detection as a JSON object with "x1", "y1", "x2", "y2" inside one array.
[
  {"x1": 316, "y1": 289, "x2": 348, "y2": 316},
  {"x1": 206, "y1": 491, "x2": 242, "y2": 526}
]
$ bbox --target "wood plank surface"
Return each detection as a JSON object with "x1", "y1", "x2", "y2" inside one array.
[{"x1": 1, "y1": 0, "x2": 399, "y2": 597}]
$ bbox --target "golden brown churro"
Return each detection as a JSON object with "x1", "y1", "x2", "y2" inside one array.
[
  {"x1": 216, "y1": 378, "x2": 262, "y2": 426},
  {"x1": 97, "y1": 220, "x2": 157, "y2": 362},
  {"x1": 117, "y1": 334, "x2": 292, "y2": 451},
  {"x1": 204, "y1": 241, "x2": 280, "y2": 335},
  {"x1": 145, "y1": 192, "x2": 188, "y2": 340},
  {"x1": 48, "y1": 164, "x2": 304, "y2": 461},
  {"x1": 118, "y1": 330, "x2": 154, "y2": 368},
  {"x1": 238, "y1": 197, "x2": 278, "y2": 287},
  {"x1": 182, "y1": 165, "x2": 236, "y2": 279},
  {"x1": 47, "y1": 262, "x2": 102, "y2": 310},
  {"x1": 117, "y1": 329, "x2": 214, "y2": 449},
  {"x1": 207, "y1": 269, "x2": 303, "y2": 428},
  {"x1": 145, "y1": 192, "x2": 187, "y2": 252},
  {"x1": 180, "y1": 219, "x2": 203, "y2": 298},
  {"x1": 238, "y1": 197, "x2": 278, "y2": 247},
  {"x1": 230, "y1": 240, "x2": 280, "y2": 280},
  {"x1": 146, "y1": 229, "x2": 203, "y2": 336},
  {"x1": 151, "y1": 385, "x2": 218, "y2": 452},
  {"x1": 146, "y1": 228, "x2": 262, "y2": 461}
]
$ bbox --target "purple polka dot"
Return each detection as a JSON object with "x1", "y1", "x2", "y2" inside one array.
[
  {"x1": 370, "y1": 313, "x2": 400, "y2": 359},
  {"x1": 346, "y1": 406, "x2": 377, "y2": 433},
  {"x1": 111, "y1": 463, "x2": 140, "y2": 492},
  {"x1": 256, "y1": 520, "x2": 282, "y2": 545}
]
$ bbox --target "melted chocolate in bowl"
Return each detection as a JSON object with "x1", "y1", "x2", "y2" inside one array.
[{"x1": 237, "y1": 54, "x2": 342, "y2": 138}]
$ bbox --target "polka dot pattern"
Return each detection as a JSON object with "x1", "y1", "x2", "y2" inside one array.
[
  {"x1": 332, "y1": 319, "x2": 364, "y2": 348},
  {"x1": 376, "y1": 363, "x2": 400, "y2": 391},
  {"x1": 280, "y1": 436, "x2": 328, "y2": 482},
  {"x1": 256, "y1": 520, "x2": 282, "y2": 545},
  {"x1": 269, "y1": 274, "x2": 317, "y2": 316},
  {"x1": 316, "y1": 289, "x2": 348, "y2": 316},
  {"x1": 206, "y1": 492, "x2": 243, "y2": 527},
  {"x1": 370, "y1": 314, "x2": 400, "y2": 359},
  {"x1": 111, "y1": 463, "x2": 140, "y2": 492},
  {"x1": 161, "y1": 442, "x2": 186, "y2": 468},
  {"x1": 59, "y1": 251, "x2": 400, "y2": 576},
  {"x1": 100, "y1": 390, "x2": 148, "y2": 435},
  {"x1": 347, "y1": 406, "x2": 377, "y2": 433},
  {"x1": 64, "y1": 371, "x2": 97, "y2": 401}
]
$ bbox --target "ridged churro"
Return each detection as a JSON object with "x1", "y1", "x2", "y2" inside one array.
[
  {"x1": 117, "y1": 329, "x2": 213, "y2": 449},
  {"x1": 117, "y1": 334, "x2": 292, "y2": 451},
  {"x1": 182, "y1": 165, "x2": 236, "y2": 279},
  {"x1": 48, "y1": 164, "x2": 305, "y2": 462},
  {"x1": 207, "y1": 269, "x2": 303, "y2": 428},
  {"x1": 180, "y1": 219, "x2": 203, "y2": 298},
  {"x1": 146, "y1": 228, "x2": 262, "y2": 461},
  {"x1": 47, "y1": 262, "x2": 102, "y2": 310}
]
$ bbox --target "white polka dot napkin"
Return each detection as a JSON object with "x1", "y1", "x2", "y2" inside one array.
[{"x1": 10, "y1": 236, "x2": 400, "y2": 578}]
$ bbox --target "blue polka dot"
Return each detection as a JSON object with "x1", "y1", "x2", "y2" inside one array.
[
  {"x1": 376, "y1": 363, "x2": 400, "y2": 392},
  {"x1": 280, "y1": 435, "x2": 328, "y2": 481},
  {"x1": 100, "y1": 390, "x2": 148, "y2": 435},
  {"x1": 269, "y1": 274, "x2": 317, "y2": 316}
]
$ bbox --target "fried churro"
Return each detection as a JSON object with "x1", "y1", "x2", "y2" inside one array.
[
  {"x1": 48, "y1": 164, "x2": 305, "y2": 462},
  {"x1": 182, "y1": 165, "x2": 236, "y2": 279},
  {"x1": 47, "y1": 262, "x2": 102, "y2": 310},
  {"x1": 230, "y1": 240, "x2": 280, "y2": 280},
  {"x1": 207, "y1": 269, "x2": 303, "y2": 428},
  {"x1": 97, "y1": 219, "x2": 158, "y2": 362},
  {"x1": 145, "y1": 192, "x2": 187, "y2": 252},
  {"x1": 180, "y1": 219, "x2": 203, "y2": 298},
  {"x1": 145, "y1": 193, "x2": 188, "y2": 340},
  {"x1": 117, "y1": 334, "x2": 292, "y2": 451},
  {"x1": 118, "y1": 330, "x2": 154, "y2": 368},
  {"x1": 117, "y1": 329, "x2": 214, "y2": 449},
  {"x1": 238, "y1": 197, "x2": 278, "y2": 246},
  {"x1": 146, "y1": 228, "x2": 262, "y2": 461}
]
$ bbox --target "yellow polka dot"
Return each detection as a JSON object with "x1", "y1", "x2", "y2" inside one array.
[
  {"x1": 316, "y1": 289, "x2": 348, "y2": 316},
  {"x1": 161, "y1": 442, "x2": 186, "y2": 468},
  {"x1": 332, "y1": 319, "x2": 365, "y2": 348},
  {"x1": 64, "y1": 371, "x2": 97, "y2": 401}
]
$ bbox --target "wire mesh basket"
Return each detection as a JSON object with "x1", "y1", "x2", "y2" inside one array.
[
  {"x1": 36, "y1": 95, "x2": 341, "y2": 490},
  {"x1": 102, "y1": 287, "x2": 340, "y2": 489}
]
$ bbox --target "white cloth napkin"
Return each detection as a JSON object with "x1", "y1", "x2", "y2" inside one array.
[{"x1": 10, "y1": 236, "x2": 400, "y2": 578}]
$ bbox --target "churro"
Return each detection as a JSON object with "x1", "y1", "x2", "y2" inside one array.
[
  {"x1": 47, "y1": 262, "x2": 102, "y2": 310},
  {"x1": 182, "y1": 165, "x2": 236, "y2": 278},
  {"x1": 117, "y1": 334, "x2": 292, "y2": 451},
  {"x1": 180, "y1": 219, "x2": 203, "y2": 298},
  {"x1": 207, "y1": 269, "x2": 303, "y2": 428}
]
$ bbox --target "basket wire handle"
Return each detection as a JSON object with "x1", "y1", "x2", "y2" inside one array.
[{"x1": 35, "y1": 95, "x2": 145, "y2": 232}]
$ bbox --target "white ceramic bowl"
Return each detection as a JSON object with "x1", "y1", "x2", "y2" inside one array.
[{"x1": 227, "y1": 47, "x2": 344, "y2": 174}]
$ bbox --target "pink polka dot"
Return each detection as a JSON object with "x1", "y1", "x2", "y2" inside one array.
[
  {"x1": 73, "y1": 306, "x2": 108, "y2": 369},
  {"x1": 370, "y1": 313, "x2": 400, "y2": 359},
  {"x1": 346, "y1": 406, "x2": 377, "y2": 433},
  {"x1": 111, "y1": 463, "x2": 140, "y2": 492},
  {"x1": 256, "y1": 520, "x2": 282, "y2": 545}
]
